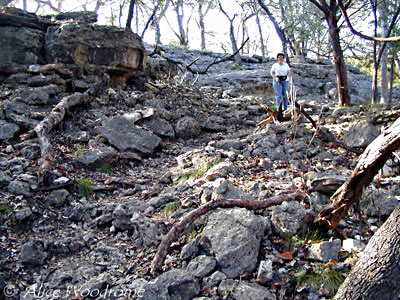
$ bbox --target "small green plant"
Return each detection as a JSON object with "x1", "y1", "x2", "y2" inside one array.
[
  {"x1": 99, "y1": 164, "x2": 112, "y2": 175},
  {"x1": 76, "y1": 178, "x2": 93, "y2": 198},
  {"x1": 294, "y1": 264, "x2": 346, "y2": 296},
  {"x1": 229, "y1": 63, "x2": 243, "y2": 71},
  {"x1": 164, "y1": 201, "x2": 180, "y2": 216},
  {"x1": 284, "y1": 234, "x2": 299, "y2": 250},
  {"x1": 168, "y1": 40, "x2": 188, "y2": 51},
  {"x1": 300, "y1": 228, "x2": 326, "y2": 244},
  {"x1": 73, "y1": 144, "x2": 85, "y2": 157},
  {"x1": 0, "y1": 204, "x2": 13, "y2": 216},
  {"x1": 178, "y1": 158, "x2": 225, "y2": 184}
]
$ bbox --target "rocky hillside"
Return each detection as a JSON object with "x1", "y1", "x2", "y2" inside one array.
[{"x1": 2, "y1": 8, "x2": 400, "y2": 300}]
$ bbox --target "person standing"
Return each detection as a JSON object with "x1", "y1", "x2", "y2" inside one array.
[{"x1": 270, "y1": 53, "x2": 291, "y2": 111}]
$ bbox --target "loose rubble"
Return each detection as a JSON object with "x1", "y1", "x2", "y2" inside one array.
[{"x1": 2, "y1": 7, "x2": 400, "y2": 300}]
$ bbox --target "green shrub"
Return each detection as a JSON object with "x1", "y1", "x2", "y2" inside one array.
[
  {"x1": 229, "y1": 63, "x2": 243, "y2": 71},
  {"x1": 76, "y1": 178, "x2": 93, "y2": 198},
  {"x1": 164, "y1": 201, "x2": 180, "y2": 216},
  {"x1": 99, "y1": 164, "x2": 112, "y2": 175},
  {"x1": 294, "y1": 264, "x2": 346, "y2": 296}
]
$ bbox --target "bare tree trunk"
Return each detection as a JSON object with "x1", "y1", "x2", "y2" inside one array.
[
  {"x1": 171, "y1": 0, "x2": 188, "y2": 46},
  {"x1": 257, "y1": 0, "x2": 289, "y2": 62},
  {"x1": 219, "y1": 1, "x2": 241, "y2": 64},
  {"x1": 389, "y1": 52, "x2": 394, "y2": 103},
  {"x1": 334, "y1": 204, "x2": 400, "y2": 300},
  {"x1": 198, "y1": 2, "x2": 206, "y2": 51},
  {"x1": 154, "y1": 0, "x2": 170, "y2": 45},
  {"x1": 255, "y1": 12, "x2": 266, "y2": 57},
  {"x1": 315, "y1": 117, "x2": 400, "y2": 229},
  {"x1": 126, "y1": 0, "x2": 136, "y2": 29},
  {"x1": 370, "y1": 0, "x2": 379, "y2": 104},
  {"x1": 327, "y1": 8, "x2": 351, "y2": 106},
  {"x1": 380, "y1": 1, "x2": 389, "y2": 104},
  {"x1": 307, "y1": 0, "x2": 351, "y2": 106},
  {"x1": 141, "y1": 5, "x2": 158, "y2": 39}
]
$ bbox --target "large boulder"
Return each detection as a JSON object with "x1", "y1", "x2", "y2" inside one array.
[
  {"x1": 0, "y1": 7, "x2": 50, "y2": 65},
  {"x1": 45, "y1": 23, "x2": 145, "y2": 87},
  {"x1": 199, "y1": 207, "x2": 267, "y2": 278},
  {"x1": 0, "y1": 8, "x2": 146, "y2": 87},
  {"x1": 95, "y1": 116, "x2": 161, "y2": 156}
]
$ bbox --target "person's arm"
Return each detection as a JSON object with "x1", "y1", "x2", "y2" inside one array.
[{"x1": 271, "y1": 66, "x2": 279, "y2": 82}]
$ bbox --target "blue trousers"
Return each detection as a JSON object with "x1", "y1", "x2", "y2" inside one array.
[{"x1": 273, "y1": 79, "x2": 289, "y2": 110}]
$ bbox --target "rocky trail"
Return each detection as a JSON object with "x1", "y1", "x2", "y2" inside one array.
[{"x1": 2, "y1": 8, "x2": 400, "y2": 300}]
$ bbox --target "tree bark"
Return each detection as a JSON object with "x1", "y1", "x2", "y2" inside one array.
[
  {"x1": 315, "y1": 117, "x2": 400, "y2": 229},
  {"x1": 257, "y1": 0, "x2": 289, "y2": 61},
  {"x1": 308, "y1": 0, "x2": 351, "y2": 106},
  {"x1": 379, "y1": 1, "x2": 389, "y2": 104},
  {"x1": 199, "y1": 3, "x2": 206, "y2": 50},
  {"x1": 333, "y1": 204, "x2": 400, "y2": 300},
  {"x1": 150, "y1": 192, "x2": 306, "y2": 274},
  {"x1": 326, "y1": 5, "x2": 351, "y2": 106},
  {"x1": 125, "y1": 0, "x2": 136, "y2": 29},
  {"x1": 255, "y1": 11, "x2": 266, "y2": 57}
]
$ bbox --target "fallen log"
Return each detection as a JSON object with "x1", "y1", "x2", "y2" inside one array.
[
  {"x1": 150, "y1": 192, "x2": 306, "y2": 275},
  {"x1": 315, "y1": 117, "x2": 400, "y2": 229}
]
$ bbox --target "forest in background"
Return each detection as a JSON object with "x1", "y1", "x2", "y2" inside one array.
[
  {"x1": 2, "y1": 0, "x2": 400, "y2": 107},
  {"x1": 3, "y1": 2, "x2": 400, "y2": 299}
]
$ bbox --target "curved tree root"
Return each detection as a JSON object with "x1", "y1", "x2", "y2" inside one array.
[
  {"x1": 150, "y1": 192, "x2": 306, "y2": 275},
  {"x1": 32, "y1": 74, "x2": 110, "y2": 184}
]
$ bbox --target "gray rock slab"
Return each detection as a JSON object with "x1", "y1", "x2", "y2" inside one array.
[
  {"x1": 96, "y1": 116, "x2": 161, "y2": 155},
  {"x1": 200, "y1": 207, "x2": 267, "y2": 278},
  {"x1": 138, "y1": 269, "x2": 200, "y2": 300}
]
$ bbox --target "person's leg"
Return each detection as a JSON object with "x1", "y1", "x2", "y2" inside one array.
[
  {"x1": 281, "y1": 80, "x2": 289, "y2": 110},
  {"x1": 273, "y1": 80, "x2": 283, "y2": 109}
]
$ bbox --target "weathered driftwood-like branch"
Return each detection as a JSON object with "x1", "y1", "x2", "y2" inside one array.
[
  {"x1": 316, "y1": 117, "x2": 400, "y2": 229},
  {"x1": 293, "y1": 101, "x2": 362, "y2": 154},
  {"x1": 150, "y1": 192, "x2": 306, "y2": 275},
  {"x1": 34, "y1": 74, "x2": 109, "y2": 183},
  {"x1": 252, "y1": 96, "x2": 362, "y2": 154}
]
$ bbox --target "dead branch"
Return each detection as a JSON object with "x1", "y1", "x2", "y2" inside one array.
[
  {"x1": 315, "y1": 117, "x2": 400, "y2": 229},
  {"x1": 252, "y1": 96, "x2": 362, "y2": 154},
  {"x1": 293, "y1": 101, "x2": 362, "y2": 154},
  {"x1": 150, "y1": 192, "x2": 306, "y2": 275},
  {"x1": 34, "y1": 74, "x2": 109, "y2": 184},
  {"x1": 160, "y1": 37, "x2": 249, "y2": 75}
]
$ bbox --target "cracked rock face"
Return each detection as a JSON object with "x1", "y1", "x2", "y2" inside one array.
[{"x1": 199, "y1": 208, "x2": 268, "y2": 278}]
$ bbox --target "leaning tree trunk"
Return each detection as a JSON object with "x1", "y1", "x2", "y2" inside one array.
[
  {"x1": 315, "y1": 117, "x2": 400, "y2": 229},
  {"x1": 334, "y1": 204, "x2": 400, "y2": 300}
]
